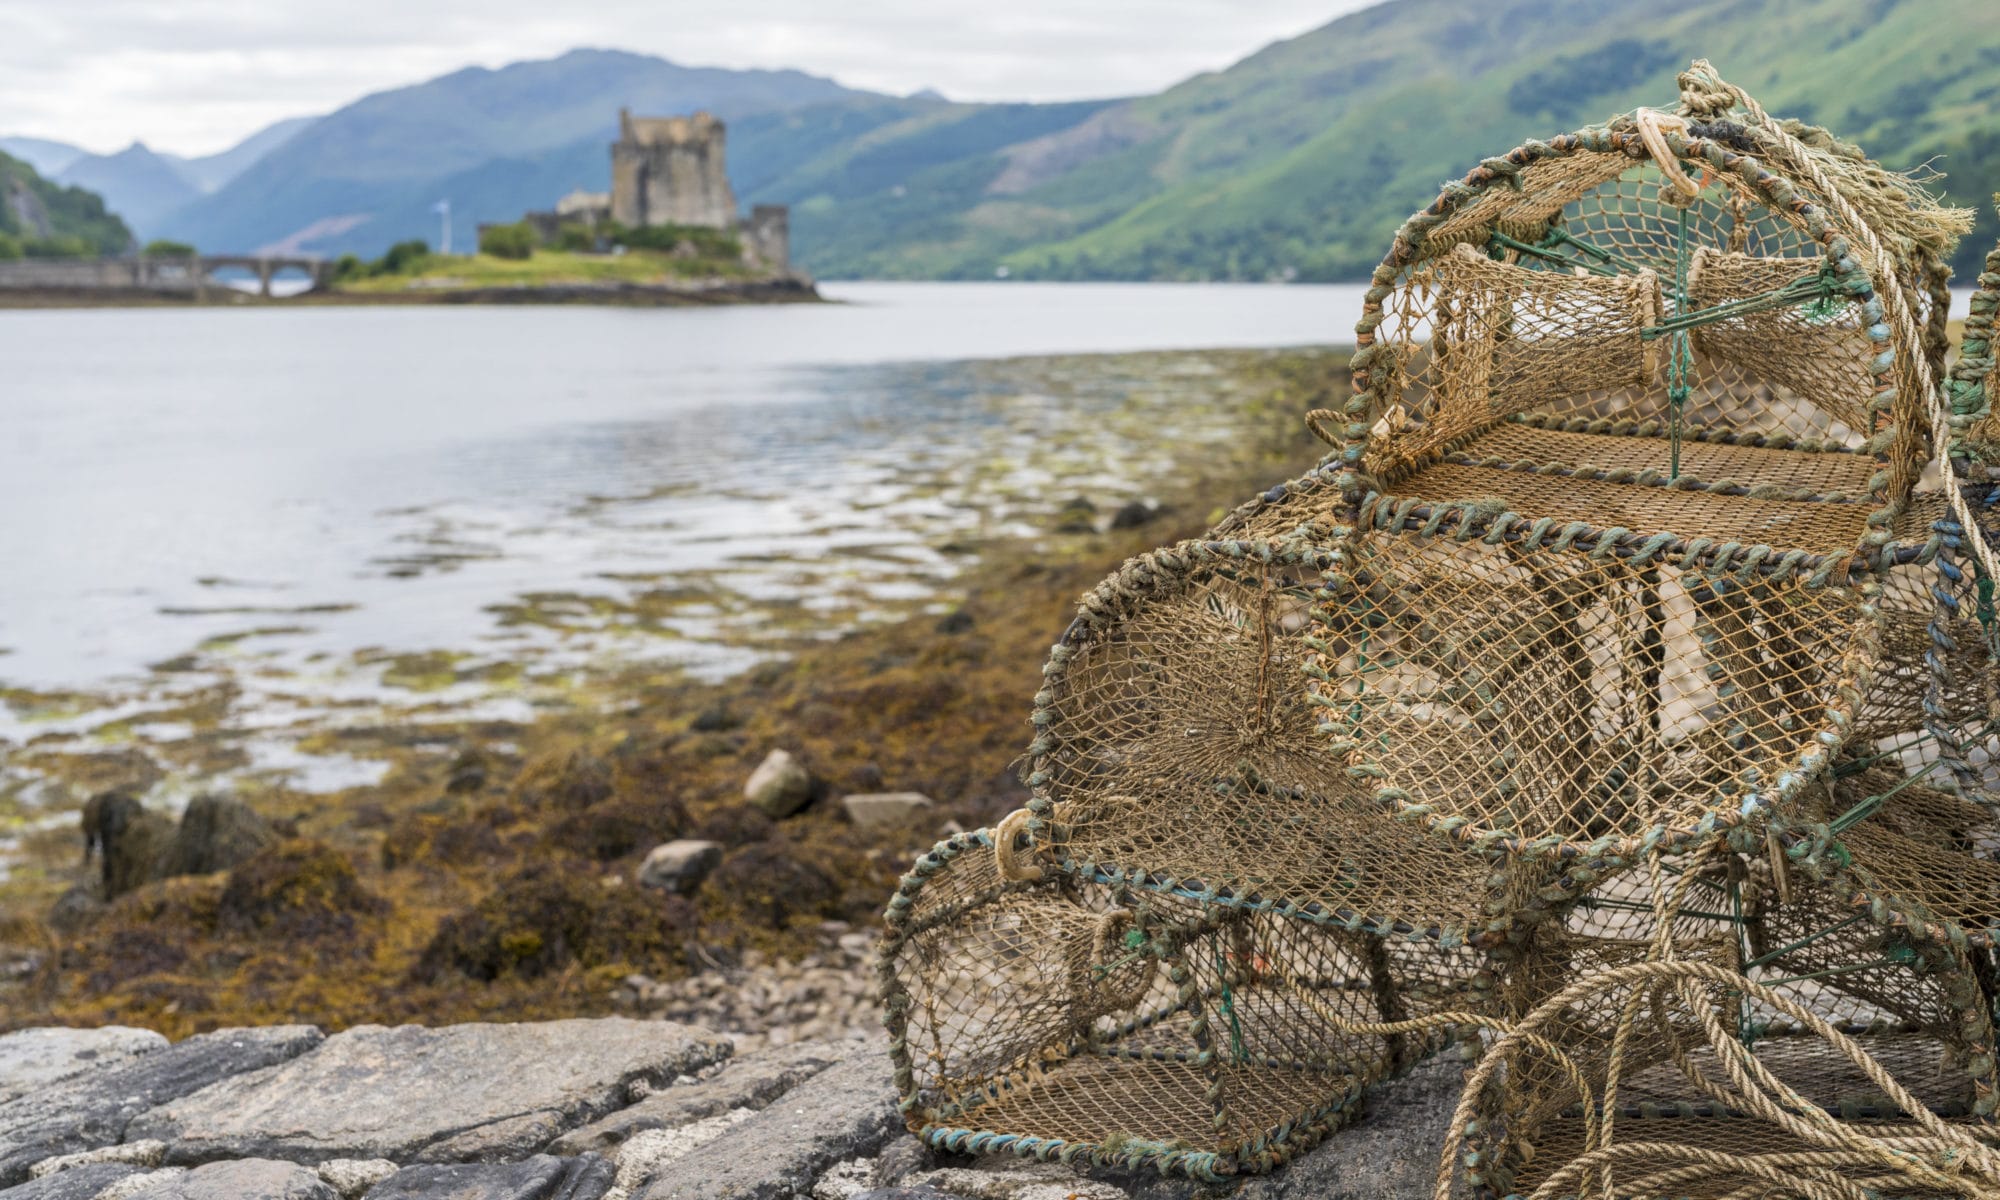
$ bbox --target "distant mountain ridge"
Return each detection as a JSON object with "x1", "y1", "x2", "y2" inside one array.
[{"x1": 25, "y1": 0, "x2": 2000, "y2": 277}]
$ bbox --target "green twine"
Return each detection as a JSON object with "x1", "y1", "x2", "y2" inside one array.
[
  {"x1": 1215, "y1": 945, "x2": 1249, "y2": 1065},
  {"x1": 1669, "y1": 203, "x2": 1693, "y2": 481}
]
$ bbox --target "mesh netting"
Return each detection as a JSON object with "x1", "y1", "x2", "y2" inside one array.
[
  {"x1": 877, "y1": 71, "x2": 2000, "y2": 1195},
  {"x1": 877, "y1": 828, "x2": 1460, "y2": 1179}
]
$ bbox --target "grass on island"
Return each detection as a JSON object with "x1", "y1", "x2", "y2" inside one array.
[{"x1": 337, "y1": 248, "x2": 757, "y2": 293}]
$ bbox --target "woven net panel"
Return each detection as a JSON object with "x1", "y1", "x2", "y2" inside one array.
[
  {"x1": 1849, "y1": 562, "x2": 1996, "y2": 745},
  {"x1": 879, "y1": 832, "x2": 1445, "y2": 1176},
  {"x1": 1471, "y1": 862, "x2": 1999, "y2": 1200},
  {"x1": 1367, "y1": 155, "x2": 1884, "y2": 492},
  {"x1": 1313, "y1": 530, "x2": 1876, "y2": 860},
  {"x1": 1027, "y1": 540, "x2": 1521, "y2": 947},
  {"x1": 1960, "y1": 234, "x2": 2000, "y2": 451}
]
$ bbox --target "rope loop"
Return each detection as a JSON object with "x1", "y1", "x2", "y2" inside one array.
[{"x1": 993, "y1": 807, "x2": 1045, "y2": 882}]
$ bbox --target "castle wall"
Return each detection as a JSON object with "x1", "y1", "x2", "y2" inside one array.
[
  {"x1": 743, "y1": 205, "x2": 790, "y2": 272},
  {"x1": 610, "y1": 111, "x2": 738, "y2": 230},
  {"x1": 0, "y1": 257, "x2": 198, "y2": 291}
]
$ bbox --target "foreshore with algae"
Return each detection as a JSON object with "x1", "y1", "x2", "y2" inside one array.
[{"x1": 0, "y1": 345, "x2": 1348, "y2": 1039}]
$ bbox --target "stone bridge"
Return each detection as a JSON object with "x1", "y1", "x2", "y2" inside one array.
[{"x1": 0, "y1": 254, "x2": 331, "y2": 296}]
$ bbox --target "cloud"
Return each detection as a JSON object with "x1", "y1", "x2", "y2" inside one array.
[{"x1": 0, "y1": 0, "x2": 1374, "y2": 156}]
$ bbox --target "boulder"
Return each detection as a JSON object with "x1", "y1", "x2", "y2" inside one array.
[
  {"x1": 163, "y1": 793, "x2": 277, "y2": 877},
  {"x1": 635, "y1": 841, "x2": 722, "y2": 894},
  {"x1": 0, "y1": 1025, "x2": 323, "y2": 1185},
  {"x1": 315, "y1": 1159, "x2": 398, "y2": 1199},
  {"x1": 27, "y1": 1139, "x2": 165, "y2": 1178},
  {"x1": 599, "y1": 1113, "x2": 753, "y2": 1195},
  {"x1": 637, "y1": 1049, "x2": 899, "y2": 1200},
  {"x1": 1050, "y1": 497, "x2": 1097, "y2": 534},
  {"x1": 0, "y1": 1026, "x2": 166, "y2": 1104},
  {"x1": 360, "y1": 1154, "x2": 614, "y2": 1200},
  {"x1": 128, "y1": 1019, "x2": 730, "y2": 1167},
  {"x1": 126, "y1": 1159, "x2": 337, "y2": 1200},
  {"x1": 549, "y1": 1040, "x2": 846, "y2": 1155},
  {"x1": 81, "y1": 792, "x2": 174, "y2": 900},
  {"x1": 1108, "y1": 500, "x2": 1160, "y2": 530},
  {"x1": 838, "y1": 794, "x2": 933, "y2": 831},
  {"x1": 0, "y1": 1162, "x2": 146, "y2": 1199},
  {"x1": 744, "y1": 751, "x2": 812, "y2": 818}
]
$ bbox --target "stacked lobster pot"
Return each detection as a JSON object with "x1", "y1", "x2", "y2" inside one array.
[{"x1": 879, "y1": 61, "x2": 2000, "y2": 1199}]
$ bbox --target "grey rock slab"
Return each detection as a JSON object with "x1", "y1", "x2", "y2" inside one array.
[
  {"x1": 848, "y1": 1191, "x2": 970, "y2": 1200},
  {"x1": 0, "y1": 1026, "x2": 323, "y2": 1186},
  {"x1": 838, "y1": 795, "x2": 932, "y2": 831},
  {"x1": 548, "y1": 1040, "x2": 846, "y2": 1155},
  {"x1": 0, "y1": 1162, "x2": 145, "y2": 1200},
  {"x1": 0, "y1": 1028, "x2": 167, "y2": 1104},
  {"x1": 130, "y1": 1019, "x2": 730, "y2": 1167},
  {"x1": 316, "y1": 1161, "x2": 398, "y2": 1200},
  {"x1": 637, "y1": 1048, "x2": 899, "y2": 1200},
  {"x1": 362, "y1": 1155, "x2": 613, "y2": 1200},
  {"x1": 124, "y1": 1159, "x2": 337, "y2": 1200}
]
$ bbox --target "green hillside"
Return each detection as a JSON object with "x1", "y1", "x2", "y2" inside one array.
[
  {"x1": 0, "y1": 151, "x2": 133, "y2": 258},
  {"x1": 777, "y1": 0, "x2": 2000, "y2": 282}
]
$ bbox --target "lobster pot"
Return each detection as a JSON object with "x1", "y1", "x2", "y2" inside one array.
[
  {"x1": 1465, "y1": 847, "x2": 2000, "y2": 1200},
  {"x1": 1311, "y1": 527, "x2": 1876, "y2": 865},
  {"x1": 1026, "y1": 537, "x2": 1538, "y2": 953},
  {"x1": 878, "y1": 829, "x2": 1454, "y2": 1179}
]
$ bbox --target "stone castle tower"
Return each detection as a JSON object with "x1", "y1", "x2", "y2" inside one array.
[{"x1": 610, "y1": 109, "x2": 737, "y2": 229}]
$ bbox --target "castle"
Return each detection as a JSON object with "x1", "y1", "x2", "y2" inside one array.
[{"x1": 530, "y1": 109, "x2": 788, "y2": 272}]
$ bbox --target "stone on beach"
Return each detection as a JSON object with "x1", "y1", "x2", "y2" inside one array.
[
  {"x1": 0, "y1": 1027, "x2": 167, "y2": 1105},
  {"x1": 126, "y1": 1020, "x2": 731, "y2": 1167},
  {"x1": 744, "y1": 751, "x2": 813, "y2": 818},
  {"x1": 837, "y1": 794, "x2": 932, "y2": 831},
  {"x1": 635, "y1": 841, "x2": 723, "y2": 894}
]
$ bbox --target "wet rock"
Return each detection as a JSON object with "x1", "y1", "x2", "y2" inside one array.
[
  {"x1": 745, "y1": 751, "x2": 813, "y2": 818},
  {"x1": 316, "y1": 1159, "x2": 398, "y2": 1199},
  {"x1": 848, "y1": 1191, "x2": 967, "y2": 1200},
  {"x1": 362, "y1": 1154, "x2": 613, "y2": 1200},
  {"x1": 1108, "y1": 500, "x2": 1159, "y2": 530},
  {"x1": 82, "y1": 791, "x2": 174, "y2": 900},
  {"x1": 218, "y1": 841, "x2": 386, "y2": 939},
  {"x1": 43, "y1": 887, "x2": 106, "y2": 936},
  {"x1": 869, "y1": 1138, "x2": 935, "y2": 1188},
  {"x1": 0, "y1": 1024, "x2": 323, "y2": 1184},
  {"x1": 1050, "y1": 497, "x2": 1097, "y2": 534},
  {"x1": 600, "y1": 1113, "x2": 752, "y2": 1195},
  {"x1": 514, "y1": 750, "x2": 615, "y2": 813},
  {"x1": 636, "y1": 1048, "x2": 898, "y2": 1200},
  {"x1": 0, "y1": 1026, "x2": 166, "y2": 1104},
  {"x1": 545, "y1": 800, "x2": 690, "y2": 862},
  {"x1": 163, "y1": 793, "x2": 277, "y2": 877},
  {"x1": 839, "y1": 794, "x2": 933, "y2": 831},
  {"x1": 0, "y1": 1162, "x2": 146, "y2": 1199},
  {"x1": 128, "y1": 1019, "x2": 730, "y2": 1167},
  {"x1": 905, "y1": 1163, "x2": 1128, "y2": 1199},
  {"x1": 688, "y1": 806, "x2": 774, "y2": 849},
  {"x1": 549, "y1": 1041, "x2": 847, "y2": 1155},
  {"x1": 129, "y1": 1159, "x2": 337, "y2": 1200},
  {"x1": 689, "y1": 704, "x2": 737, "y2": 733},
  {"x1": 931, "y1": 611, "x2": 974, "y2": 635},
  {"x1": 26, "y1": 1139, "x2": 165, "y2": 1178},
  {"x1": 100, "y1": 1168, "x2": 187, "y2": 1199},
  {"x1": 700, "y1": 843, "x2": 839, "y2": 929},
  {"x1": 635, "y1": 841, "x2": 722, "y2": 895},
  {"x1": 413, "y1": 864, "x2": 693, "y2": 982},
  {"x1": 445, "y1": 750, "x2": 491, "y2": 794}
]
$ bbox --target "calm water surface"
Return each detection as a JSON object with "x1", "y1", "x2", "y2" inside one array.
[{"x1": 0, "y1": 282, "x2": 1364, "y2": 698}]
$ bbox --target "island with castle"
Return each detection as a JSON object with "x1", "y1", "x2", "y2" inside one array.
[{"x1": 0, "y1": 108, "x2": 817, "y2": 307}]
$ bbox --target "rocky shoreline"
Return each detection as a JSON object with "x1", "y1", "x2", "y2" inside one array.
[
  {"x1": 0, "y1": 276, "x2": 821, "y2": 309},
  {"x1": 0, "y1": 1016, "x2": 1456, "y2": 1200}
]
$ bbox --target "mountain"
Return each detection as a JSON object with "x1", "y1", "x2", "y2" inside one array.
[
  {"x1": 54, "y1": 143, "x2": 202, "y2": 234},
  {"x1": 0, "y1": 136, "x2": 85, "y2": 178},
  {"x1": 771, "y1": 0, "x2": 2000, "y2": 282},
  {"x1": 172, "y1": 115, "x2": 319, "y2": 193},
  {"x1": 157, "y1": 48, "x2": 879, "y2": 256},
  {"x1": 0, "y1": 152, "x2": 133, "y2": 256}
]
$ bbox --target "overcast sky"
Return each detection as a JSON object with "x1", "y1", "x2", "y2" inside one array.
[{"x1": 1, "y1": 1, "x2": 1377, "y2": 157}]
